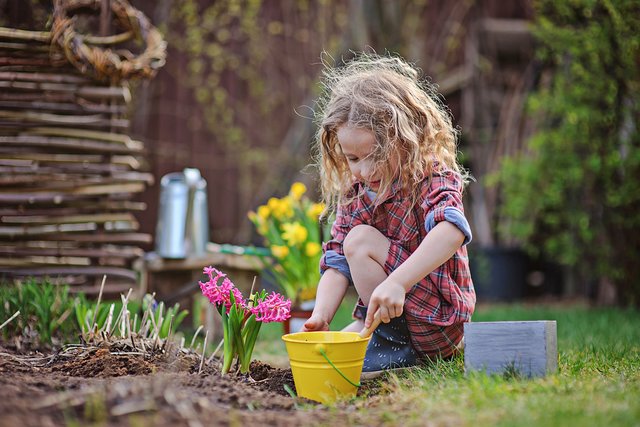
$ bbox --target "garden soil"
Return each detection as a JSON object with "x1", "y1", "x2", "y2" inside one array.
[{"x1": 0, "y1": 342, "x2": 382, "y2": 426}]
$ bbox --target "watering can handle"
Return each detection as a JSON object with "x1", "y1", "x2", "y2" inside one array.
[{"x1": 358, "y1": 310, "x2": 381, "y2": 339}]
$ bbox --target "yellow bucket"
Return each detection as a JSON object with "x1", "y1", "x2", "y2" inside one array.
[{"x1": 282, "y1": 331, "x2": 370, "y2": 404}]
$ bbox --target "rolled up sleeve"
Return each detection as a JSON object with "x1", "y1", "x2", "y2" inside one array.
[{"x1": 421, "y1": 170, "x2": 472, "y2": 245}]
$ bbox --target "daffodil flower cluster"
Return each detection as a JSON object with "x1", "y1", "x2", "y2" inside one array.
[
  {"x1": 248, "y1": 182, "x2": 325, "y2": 306},
  {"x1": 199, "y1": 266, "x2": 291, "y2": 374}
]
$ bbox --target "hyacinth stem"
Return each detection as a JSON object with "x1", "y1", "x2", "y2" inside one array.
[
  {"x1": 239, "y1": 316, "x2": 262, "y2": 374},
  {"x1": 229, "y1": 303, "x2": 246, "y2": 368},
  {"x1": 220, "y1": 311, "x2": 234, "y2": 375}
]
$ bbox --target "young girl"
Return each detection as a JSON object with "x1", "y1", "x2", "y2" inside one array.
[{"x1": 302, "y1": 53, "x2": 476, "y2": 376}]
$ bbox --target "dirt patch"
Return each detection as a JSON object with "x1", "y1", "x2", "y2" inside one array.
[
  {"x1": 0, "y1": 343, "x2": 355, "y2": 427},
  {"x1": 248, "y1": 360, "x2": 296, "y2": 396},
  {"x1": 51, "y1": 347, "x2": 156, "y2": 377}
]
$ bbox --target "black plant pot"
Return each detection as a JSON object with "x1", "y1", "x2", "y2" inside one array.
[{"x1": 469, "y1": 246, "x2": 529, "y2": 302}]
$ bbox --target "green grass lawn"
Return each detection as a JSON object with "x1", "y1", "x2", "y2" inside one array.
[{"x1": 255, "y1": 300, "x2": 640, "y2": 426}]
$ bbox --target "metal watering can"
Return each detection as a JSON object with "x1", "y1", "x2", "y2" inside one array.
[{"x1": 155, "y1": 168, "x2": 209, "y2": 259}]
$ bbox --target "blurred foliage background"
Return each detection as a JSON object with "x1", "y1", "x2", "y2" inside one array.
[{"x1": 496, "y1": 0, "x2": 640, "y2": 305}]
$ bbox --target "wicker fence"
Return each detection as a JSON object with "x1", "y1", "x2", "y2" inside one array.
[{"x1": 0, "y1": 0, "x2": 165, "y2": 296}]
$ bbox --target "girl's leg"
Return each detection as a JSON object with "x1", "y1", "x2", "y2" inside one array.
[
  {"x1": 342, "y1": 225, "x2": 418, "y2": 376},
  {"x1": 342, "y1": 224, "x2": 390, "y2": 305},
  {"x1": 341, "y1": 319, "x2": 364, "y2": 332},
  {"x1": 340, "y1": 224, "x2": 390, "y2": 332}
]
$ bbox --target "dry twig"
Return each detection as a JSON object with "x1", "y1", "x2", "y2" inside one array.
[{"x1": 0, "y1": 310, "x2": 20, "y2": 331}]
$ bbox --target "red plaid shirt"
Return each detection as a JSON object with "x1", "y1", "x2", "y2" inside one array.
[{"x1": 320, "y1": 169, "x2": 476, "y2": 358}]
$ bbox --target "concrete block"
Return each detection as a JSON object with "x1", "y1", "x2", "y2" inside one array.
[{"x1": 464, "y1": 321, "x2": 557, "y2": 378}]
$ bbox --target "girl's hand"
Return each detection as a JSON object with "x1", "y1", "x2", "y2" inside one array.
[
  {"x1": 302, "y1": 314, "x2": 330, "y2": 332},
  {"x1": 365, "y1": 279, "x2": 406, "y2": 327}
]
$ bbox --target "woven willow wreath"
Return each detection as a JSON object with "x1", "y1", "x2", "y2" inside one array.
[{"x1": 51, "y1": 0, "x2": 166, "y2": 82}]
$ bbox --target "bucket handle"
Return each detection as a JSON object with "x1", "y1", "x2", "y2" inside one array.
[{"x1": 317, "y1": 346, "x2": 361, "y2": 388}]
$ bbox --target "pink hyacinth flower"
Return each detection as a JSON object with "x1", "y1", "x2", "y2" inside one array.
[
  {"x1": 199, "y1": 266, "x2": 225, "y2": 305},
  {"x1": 201, "y1": 266, "x2": 226, "y2": 289},
  {"x1": 199, "y1": 266, "x2": 245, "y2": 313},
  {"x1": 218, "y1": 276, "x2": 245, "y2": 312},
  {"x1": 251, "y1": 292, "x2": 291, "y2": 323}
]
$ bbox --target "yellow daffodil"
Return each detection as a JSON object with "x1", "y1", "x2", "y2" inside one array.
[
  {"x1": 267, "y1": 197, "x2": 280, "y2": 212},
  {"x1": 249, "y1": 210, "x2": 269, "y2": 235},
  {"x1": 270, "y1": 245, "x2": 290, "y2": 259},
  {"x1": 281, "y1": 222, "x2": 308, "y2": 246},
  {"x1": 247, "y1": 183, "x2": 326, "y2": 305},
  {"x1": 257, "y1": 205, "x2": 270, "y2": 220},
  {"x1": 258, "y1": 222, "x2": 268, "y2": 235},
  {"x1": 307, "y1": 202, "x2": 325, "y2": 220},
  {"x1": 266, "y1": 196, "x2": 293, "y2": 220},
  {"x1": 289, "y1": 182, "x2": 307, "y2": 201},
  {"x1": 305, "y1": 241, "x2": 321, "y2": 257},
  {"x1": 274, "y1": 196, "x2": 294, "y2": 219}
]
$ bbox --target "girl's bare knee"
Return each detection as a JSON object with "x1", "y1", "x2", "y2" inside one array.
[
  {"x1": 344, "y1": 225, "x2": 376, "y2": 259},
  {"x1": 343, "y1": 224, "x2": 388, "y2": 262}
]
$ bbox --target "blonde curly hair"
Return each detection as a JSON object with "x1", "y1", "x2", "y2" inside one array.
[{"x1": 313, "y1": 53, "x2": 466, "y2": 215}]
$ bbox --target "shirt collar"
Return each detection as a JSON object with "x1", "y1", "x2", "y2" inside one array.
[{"x1": 355, "y1": 179, "x2": 404, "y2": 205}]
